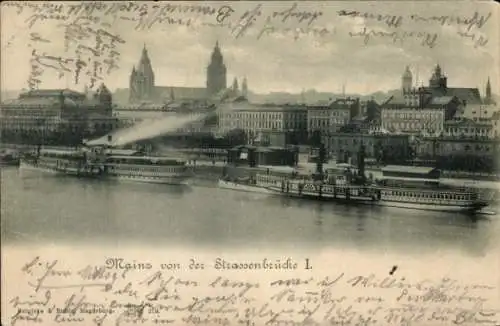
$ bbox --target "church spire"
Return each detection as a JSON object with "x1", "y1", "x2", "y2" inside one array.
[
  {"x1": 170, "y1": 87, "x2": 175, "y2": 101},
  {"x1": 485, "y1": 77, "x2": 493, "y2": 104},
  {"x1": 210, "y1": 40, "x2": 223, "y2": 65},
  {"x1": 242, "y1": 76, "x2": 248, "y2": 97},
  {"x1": 232, "y1": 77, "x2": 239, "y2": 92},
  {"x1": 207, "y1": 41, "x2": 227, "y2": 96},
  {"x1": 139, "y1": 44, "x2": 153, "y2": 73},
  {"x1": 486, "y1": 77, "x2": 491, "y2": 99}
]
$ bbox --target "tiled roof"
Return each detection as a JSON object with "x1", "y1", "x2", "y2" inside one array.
[
  {"x1": 220, "y1": 102, "x2": 305, "y2": 112},
  {"x1": 20, "y1": 88, "x2": 84, "y2": 98},
  {"x1": 446, "y1": 88, "x2": 482, "y2": 104},
  {"x1": 382, "y1": 165, "x2": 437, "y2": 175},
  {"x1": 429, "y1": 96, "x2": 455, "y2": 105},
  {"x1": 2, "y1": 97, "x2": 59, "y2": 106},
  {"x1": 424, "y1": 87, "x2": 482, "y2": 105},
  {"x1": 156, "y1": 86, "x2": 207, "y2": 100}
]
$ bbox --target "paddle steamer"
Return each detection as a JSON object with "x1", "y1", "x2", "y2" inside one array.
[
  {"x1": 102, "y1": 149, "x2": 190, "y2": 185},
  {"x1": 374, "y1": 165, "x2": 488, "y2": 213},
  {"x1": 19, "y1": 137, "x2": 190, "y2": 185},
  {"x1": 264, "y1": 164, "x2": 379, "y2": 202},
  {"x1": 19, "y1": 146, "x2": 104, "y2": 177},
  {"x1": 264, "y1": 144, "x2": 488, "y2": 213}
]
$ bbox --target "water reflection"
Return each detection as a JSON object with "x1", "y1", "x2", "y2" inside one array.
[{"x1": 1, "y1": 168, "x2": 498, "y2": 257}]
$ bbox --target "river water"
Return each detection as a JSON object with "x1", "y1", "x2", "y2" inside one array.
[
  {"x1": 2, "y1": 167, "x2": 500, "y2": 326},
  {"x1": 1, "y1": 167, "x2": 499, "y2": 256}
]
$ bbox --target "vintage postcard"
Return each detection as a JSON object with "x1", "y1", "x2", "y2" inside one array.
[{"x1": 1, "y1": 1, "x2": 499, "y2": 325}]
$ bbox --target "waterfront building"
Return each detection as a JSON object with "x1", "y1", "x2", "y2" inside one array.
[
  {"x1": 307, "y1": 105, "x2": 338, "y2": 135},
  {"x1": 217, "y1": 100, "x2": 308, "y2": 146},
  {"x1": 306, "y1": 98, "x2": 358, "y2": 137},
  {"x1": 456, "y1": 103, "x2": 498, "y2": 120},
  {"x1": 492, "y1": 111, "x2": 500, "y2": 139},
  {"x1": 0, "y1": 85, "x2": 116, "y2": 145},
  {"x1": 381, "y1": 106, "x2": 446, "y2": 136},
  {"x1": 227, "y1": 145, "x2": 297, "y2": 167},
  {"x1": 383, "y1": 75, "x2": 466, "y2": 136},
  {"x1": 443, "y1": 118, "x2": 494, "y2": 139},
  {"x1": 324, "y1": 132, "x2": 411, "y2": 165},
  {"x1": 416, "y1": 137, "x2": 499, "y2": 172},
  {"x1": 402, "y1": 64, "x2": 483, "y2": 105}
]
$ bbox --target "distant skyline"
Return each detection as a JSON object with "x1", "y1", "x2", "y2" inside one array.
[{"x1": 1, "y1": 1, "x2": 498, "y2": 96}]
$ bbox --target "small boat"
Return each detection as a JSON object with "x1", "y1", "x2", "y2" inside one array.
[{"x1": 0, "y1": 150, "x2": 20, "y2": 167}]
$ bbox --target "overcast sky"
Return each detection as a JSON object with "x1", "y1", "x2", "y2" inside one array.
[{"x1": 1, "y1": 1, "x2": 498, "y2": 95}]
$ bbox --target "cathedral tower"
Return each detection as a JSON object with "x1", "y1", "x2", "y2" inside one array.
[
  {"x1": 402, "y1": 66, "x2": 413, "y2": 94},
  {"x1": 206, "y1": 41, "x2": 227, "y2": 96},
  {"x1": 129, "y1": 44, "x2": 155, "y2": 103}
]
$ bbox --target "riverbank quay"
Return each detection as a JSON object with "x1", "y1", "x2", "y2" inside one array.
[
  {"x1": 5, "y1": 144, "x2": 499, "y2": 181},
  {"x1": 2, "y1": 144, "x2": 498, "y2": 202}
]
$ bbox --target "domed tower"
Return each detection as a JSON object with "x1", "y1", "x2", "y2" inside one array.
[
  {"x1": 402, "y1": 66, "x2": 413, "y2": 94},
  {"x1": 429, "y1": 64, "x2": 447, "y2": 90},
  {"x1": 206, "y1": 41, "x2": 227, "y2": 96},
  {"x1": 97, "y1": 83, "x2": 112, "y2": 110}
]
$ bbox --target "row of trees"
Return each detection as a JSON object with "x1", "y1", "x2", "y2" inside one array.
[
  {"x1": 1, "y1": 125, "x2": 113, "y2": 147},
  {"x1": 435, "y1": 155, "x2": 497, "y2": 173},
  {"x1": 373, "y1": 141, "x2": 415, "y2": 165},
  {"x1": 162, "y1": 128, "x2": 248, "y2": 148}
]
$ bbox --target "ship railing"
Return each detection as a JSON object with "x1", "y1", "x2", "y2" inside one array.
[{"x1": 374, "y1": 181, "x2": 479, "y2": 192}]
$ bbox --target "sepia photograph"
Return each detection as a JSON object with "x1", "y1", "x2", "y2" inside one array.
[{"x1": 1, "y1": 1, "x2": 499, "y2": 325}]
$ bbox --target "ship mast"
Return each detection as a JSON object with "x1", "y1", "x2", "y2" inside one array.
[{"x1": 357, "y1": 143, "x2": 366, "y2": 180}]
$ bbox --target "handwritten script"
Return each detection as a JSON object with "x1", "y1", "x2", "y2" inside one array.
[
  {"x1": 2, "y1": 1, "x2": 493, "y2": 90},
  {"x1": 5, "y1": 256, "x2": 500, "y2": 326},
  {"x1": 4, "y1": 2, "x2": 494, "y2": 48}
]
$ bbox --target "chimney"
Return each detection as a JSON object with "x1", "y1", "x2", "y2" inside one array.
[{"x1": 107, "y1": 135, "x2": 112, "y2": 143}]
